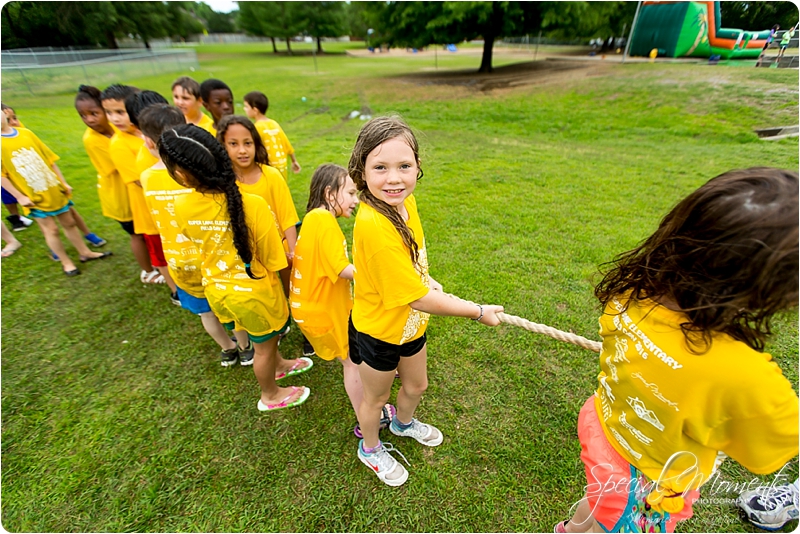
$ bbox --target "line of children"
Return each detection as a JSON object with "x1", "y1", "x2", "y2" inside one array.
[
  {"x1": 160, "y1": 123, "x2": 310, "y2": 411},
  {"x1": 556, "y1": 168, "x2": 799, "y2": 533},
  {"x1": 1, "y1": 109, "x2": 112, "y2": 274},
  {"x1": 137, "y1": 104, "x2": 254, "y2": 366},
  {"x1": 243, "y1": 91, "x2": 301, "y2": 181}
]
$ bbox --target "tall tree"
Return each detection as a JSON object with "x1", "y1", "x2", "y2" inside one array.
[
  {"x1": 236, "y1": 2, "x2": 306, "y2": 55},
  {"x1": 298, "y1": 1, "x2": 347, "y2": 53},
  {"x1": 720, "y1": 1, "x2": 798, "y2": 31}
]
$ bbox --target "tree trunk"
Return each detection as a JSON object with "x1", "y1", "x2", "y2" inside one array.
[
  {"x1": 316, "y1": 36, "x2": 323, "y2": 53},
  {"x1": 270, "y1": 36, "x2": 277, "y2": 53},
  {"x1": 143, "y1": 37, "x2": 151, "y2": 49},
  {"x1": 478, "y1": 34, "x2": 495, "y2": 73},
  {"x1": 105, "y1": 29, "x2": 118, "y2": 49},
  {"x1": 285, "y1": 37, "x2": 292, "y2": 55}
]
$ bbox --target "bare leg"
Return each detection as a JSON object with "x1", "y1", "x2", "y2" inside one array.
[
  {"x1": 35, "y1": 217, "x2": 77, "y2": 271},
  {"x1": 233, "y1": 329, "x2": 250, "y2": 350},
  {"x1": 130, "y1": 234, "x2": 153, "y2": 271},
  {"x1": 274, "y1": 344, "x2": 312, "y2": 376},
  {"x1": 356, "y1": 363, "x2": 395, "y2": 449},
  {"x1": 394, "y1": 344, "x2": 429, "y2": 424},
  {"x1": 5, "y1": 202, "x2": 19, "y2": 216},
  {"x1": 55, "y1": 211, "x2": 102, "y2": 259},
  {"x1": 1, "y1": 221, "x2": 22, "y2": 257},
  {"x1": 565, "y1": 497, "x2": 604, "y2": 533},
  {"x1": 199, "y1": 312, "x2": 237, "y2": 351},
  {"x1": 341, "y1": 356, "x2": 364, "y2": 415},
  {"x1": 156, "y1": 266, "x2": 178, "y2": 293},
  {"x1": 69, "y1": 207, "x2": 91, "y2": 235},
  {"x1": 253, "y1": 337, "x2": 305, "y2": 405}
]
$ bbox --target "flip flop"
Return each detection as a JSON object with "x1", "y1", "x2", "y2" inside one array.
[
  {"x1": 63, "y1": 268, "x2": 81, "y2": 277},
  {"x1": 1, "y1": 243, "x2": 21, "y2": 258},
  {"x1": 275, "y1": 357, "x2": 314, "y2": 381},
  {"x1": 80, "y1": 251, "x2": 113, "y2": 263},
  {"x1": 257, "y1": 386, "x2": 311, "y2": 412}
]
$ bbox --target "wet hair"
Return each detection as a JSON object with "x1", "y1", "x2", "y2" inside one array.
[
  {"x1": 75, "y1": 85, "x2": 102, "y2": 107},
  {"x1": 348, "y1": 115, "x2": 424, "y2": 264},
  {"x1": 138, "y1": 104, "x2": 186, "y2": 147},
  {"x1": 216, "y1": 115, "x2": 268, "y2": 166},
  {"x1": 200, "y1": 79, "x2": 232, "y2": 102},
  {"x1": 171, "y1": 76, "x2": 201, "y2": 98},
  {"x1": 1, "y1": 103, "x2": 11, "y2": 111},
  {"x1": 307, "y1": 164, "x2": 348, "y2": 213},
  {"x1": 159, "y1": 124, "x2": 260, "y2": 279},
  {"x1": 126, "y1": 90, "x2": 169, "y2": 128},
  {"x1": 595, "y1": 167, "x2": 799, "y2": 352},
  {"x1": 100, "y1": 83, "x2": 136, "y2": 102},
  {"x1": 244, "y1": 91, "x2": 269, "y2": 114}
]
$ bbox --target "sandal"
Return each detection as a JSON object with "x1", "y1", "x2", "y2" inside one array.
[
  {"x1": 63, "y1": 268, "x2": 81, "y2": 277},
  {"x1": 1, "y1": 243, "x2": 21, "y2": 258},
  {"x1": 354, "y1": 403, "x2": 397, "y2": 438},
  {"x1": 275, "y1": 357, "x2": 314, "y2": 380},
  {"x1": 257, "y1": 386, "x2": 311, "y2": 412},
  {"x1": 141, "y1": 269, "x2": 165, "y2": 284},
  {"x1": 80, "y1": 251, "x2": 113, "y2": 263}
]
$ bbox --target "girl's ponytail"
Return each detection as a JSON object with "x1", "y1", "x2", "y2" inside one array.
[{"x1": 159, "y1": 124, "x2": 261, "y2": 279}]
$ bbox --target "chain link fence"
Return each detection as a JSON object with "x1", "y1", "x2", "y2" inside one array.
[{"x1": 1, "y1": 48, "x2": 200, "y2": 97}]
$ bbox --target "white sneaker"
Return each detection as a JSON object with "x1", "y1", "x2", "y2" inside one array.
[
  {"x1": 390, "y1": 417, "x2": 443, "y2": 446},
  {"x1": 737, "y1": 484, "x2": 799, "y2": 531},
  {"x1": 358, "y1": 440, "x2": 409, "y2": 487},
  {"x1": 18, "y1": 215, "x2": 33, "y2": 227}
]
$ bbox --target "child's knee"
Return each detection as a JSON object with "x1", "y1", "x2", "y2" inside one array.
[{"x1": 401, "y1": 378, "x2": 428, "y2": 398}]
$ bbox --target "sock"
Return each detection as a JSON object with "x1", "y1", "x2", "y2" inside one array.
[
  {"x1": 362, "y1": 441, "x2": 381, "y2": 454},
  {"x1": 393, "y1": 416, "x2": 412, "y2": 430}
]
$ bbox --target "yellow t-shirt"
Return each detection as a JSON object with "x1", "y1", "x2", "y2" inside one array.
[
  {"x1": 195, "y1": 113, "x2": 216, "y2": 136},
  {"x1": 1, "y1": 127, "x2": 68, "y2": 213},
  {"x1": 236, "y1": 164, "x2": 299, "y2": 237},
  {"x1": 82, "y1": 127, "x2": 132, "y2": 222},
  {"x1": 173, "y1": 190, "x2": 289, "y2": 336},
  {"x1": 254, "y1": 118, "x2": 294, "y2": 181},
  {"x1": 108, "y1": 131, "x2": 158, "y2": 235},
  {"x1": 352, "y1": 195, "x2": 430, "y2": 345},
  {"x1": 595, "y1": 295, "x2": 799, "y2": 494},
  {"x1": 141, "y1": 167, "x2": 202, "y2": 297},
  {"x1": 290, "y1": 208, "x2": 353, "y2": 360}
]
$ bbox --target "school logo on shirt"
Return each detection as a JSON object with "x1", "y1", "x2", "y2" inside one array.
[{"x1": 10, "y1": 147, "x2": 61, "y2": 193}]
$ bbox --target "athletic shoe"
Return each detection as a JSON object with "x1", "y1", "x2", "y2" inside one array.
[
  {"x1": 357, "y1": 440, "x2": 409, "y2": 487},
  {"x1": 354, "y1": 403, "x2": 397, "y2": 438},
  {"x1": 238, "y1": 340, "x2": 255, "y2": 366},
  {"x1": 49, "y1": 250, "x2": 59, "y2": 261},
  {"x1": 170, "y1": 291, "x2": 181, "y2": 306},
  {"x1": 6, "y1": 215, "x2": 28, "y2": 232},
  {"x1": 302, "y1": 338, "x2": 315, "y2": 357},
  {"x1": 18, "y1": 215, "x2": 33, "y2": 227},
  {"x1": 220, "y1": 347, "x2": 238, "y2": 367},
  {"x1": 84, "y1": 232, "x2": 107, "y2": 247},
  {"x1": 390, "y1": 417, "x2": 443, "y2": 446},
  {"x1": 738, "y1": 484, "x2": 799, "y2": 531}
]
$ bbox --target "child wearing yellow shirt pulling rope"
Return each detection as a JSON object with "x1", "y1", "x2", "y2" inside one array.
[
  {"x1": 162, "y1": 124, "x2": 310, "y2": 412},
  {"x1": 557, "y1": 168, "x2": 799, "y2": 533}
]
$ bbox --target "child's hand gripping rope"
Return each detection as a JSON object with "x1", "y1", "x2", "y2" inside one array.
[{"x1": 444, "y1": 293, "x2": 602, "y2": 352}]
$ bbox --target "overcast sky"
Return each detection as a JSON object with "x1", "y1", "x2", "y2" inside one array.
[{"x1": 204, "y1": 0, "x2": 237, "y2": 13}]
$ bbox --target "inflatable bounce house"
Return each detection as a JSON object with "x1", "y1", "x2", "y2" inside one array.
[{"x1": 629, "y1": 1, "x2": 772, "y2": 59}]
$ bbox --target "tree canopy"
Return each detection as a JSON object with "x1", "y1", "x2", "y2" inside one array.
[{"x1": 720, "y1": 1, "x2": 798, "y2": 32}]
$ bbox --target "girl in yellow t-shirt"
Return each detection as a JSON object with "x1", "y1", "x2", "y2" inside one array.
[
  {"x1": 161, "y1": 124, "x2": 310, "y2": 412},
  {"x1": 217, "y1": 115, "x2": 300, "y2": 295},
  {"x1": 291, "y1": 163, "x2": 397, "y2": 439},
  {"x1": 348, "y1": 116, "x2": 504, "y2": 487},
  {"x1": 555, "y1": 168, "x2": 799, "y2": 534},
  {"x1": 0, "y1": 111, "x2": 111, "y2": 275}
]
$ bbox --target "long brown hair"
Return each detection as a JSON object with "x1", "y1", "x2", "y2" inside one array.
[
  {"x1": 216, "y1": 115, "x2": 269, "y2": 166},
  {"x1": 348, "y1": 116, "x2": 423, "y2": 264},
  {"x1": 595, "y1": 167, "x2": 798, "y2": 351},
  {"x1": 306, "y1": 163, "x2": 348, "y2": 213}
]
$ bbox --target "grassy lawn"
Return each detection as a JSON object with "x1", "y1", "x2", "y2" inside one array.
[{"x1": 2, "y1": 42, "x2": 798, "y2": 532}]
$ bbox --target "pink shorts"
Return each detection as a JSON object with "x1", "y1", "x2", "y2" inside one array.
[
  {"x1": 143, "y1": 234, "x2": 167, "y2": 267},
  {"x1": 578, "y1": 396, "x2": 699, "y2": 533}
]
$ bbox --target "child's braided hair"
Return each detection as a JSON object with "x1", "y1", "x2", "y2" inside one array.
[{"x1": 159, "y1": 124, "x2": 261, "y2": 280}]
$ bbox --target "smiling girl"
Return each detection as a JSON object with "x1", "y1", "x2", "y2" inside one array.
[{"x1": 348, "y1": 116, "x2": 504, "y2": 486}]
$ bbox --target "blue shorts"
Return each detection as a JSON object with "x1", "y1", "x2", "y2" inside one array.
[
  {"x1": 1, "y1": 187, "x2": 16, "y2": 205},
  {"x1": 28, "y1": 200, "x2": 73, "y2": 219},
  {"x1": 176, "y1": 287, "x2": 211, "y2": 315}
]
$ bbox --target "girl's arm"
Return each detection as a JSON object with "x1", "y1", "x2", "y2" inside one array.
[
  {"x1": 410, "y1": 289, "x2": 504, "y2": 326},
  {"x1": 284, "y1": 224, "x2": 297, "y2": 261},
  {"x1": 51, "y1": 163, "x2": 73, "y2": 195},
  {"x1": 290, "y1": 153, "x2": 301, "y2": 174},
  {"x1": 0, "y1": 176, "x2": 33, "y2": 207},
  {"x1": 338, "y1": 264, "x2": 354, "y2": 280}
]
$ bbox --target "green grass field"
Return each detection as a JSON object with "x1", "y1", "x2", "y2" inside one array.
[{"x1": 2, "y1": 42, "x2": 798, "y2": 532}]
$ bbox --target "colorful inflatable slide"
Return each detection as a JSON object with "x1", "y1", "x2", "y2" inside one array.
[{"x1": 629, "y1": 1, "x2": 772, "y2": 59}]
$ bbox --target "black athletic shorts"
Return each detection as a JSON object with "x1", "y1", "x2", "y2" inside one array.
[
  {"x1": 348, "y1": 314, "x2": 426, "y2": 372},
  {"x1": 118, "y1": 220, "x2": 135, "y2": 235}
]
